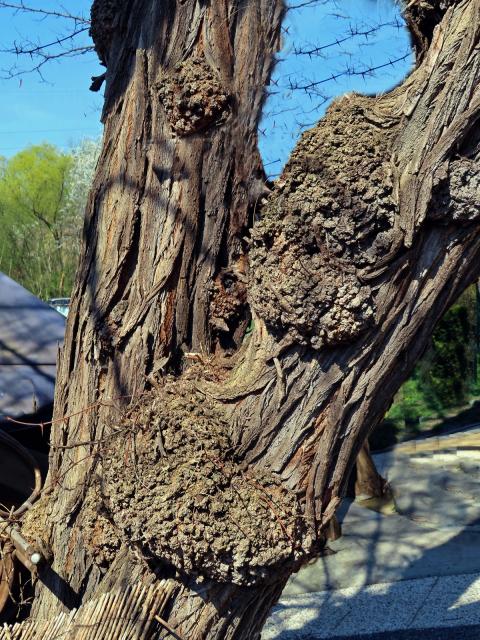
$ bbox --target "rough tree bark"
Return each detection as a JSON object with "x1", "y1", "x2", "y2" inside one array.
[
  {"x1": 22, "y1": 0, "x2": 480, "y2": 638},
  {"x1": 353, "y1": 441, "x2": 390, "y2": 499}
]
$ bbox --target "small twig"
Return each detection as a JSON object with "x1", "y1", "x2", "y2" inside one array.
[
  {"x1": 5, "y1": 392, "x2": 146, "y2": 430},
  {"x1": 0, "y1": 2, "x2": 89, "y2": 24},
  {"x1": 0, "y1": 516, "x2": 43, "y2": 570},
  {"x1": 154, "y1": 614, "x2": 186, "y2": 640}
]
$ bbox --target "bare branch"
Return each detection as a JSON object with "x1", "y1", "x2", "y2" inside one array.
[
  {"x1": 0, "y1": 1, "x2": 89, "y2": 24},
  {"x1": 1, "y1": 46, "x2": 95, "y2": 81},
  {"x1": 286, "y1": 0, "x2": 331, "y2": 10},
  {"x1": 0, "y1": 2, "x2": 94, "y2": 80},
  {"x1": 294, "y1": 19, "x2": 404, "y2": 56},
  {"x1": 1, "y1": 28, "x2": 90, "y2": 57}
]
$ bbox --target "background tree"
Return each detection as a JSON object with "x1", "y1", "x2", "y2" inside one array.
[
  {"x1": 0, "y1": 140, "x2": 99, "y2": 298},
  {"x1": 417, "y1": 288, "x2": 477, "y2": 410},
  {"x1": 381, "y1": 285, "x2": 478, "y2": 442},
  {"x1": 0, "y1": 1, "x2": 477, "y2": 639}
]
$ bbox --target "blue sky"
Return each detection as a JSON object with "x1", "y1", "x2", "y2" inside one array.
[
  {"x1": 0, "y1": 0, "x2": 103, "y2": 156},
  {"x1": 260, "y1": 0, "x2": 413, "y2": 176},
  {"x1": 0, "y1": 0, "x2": 412, "y2": 173}
]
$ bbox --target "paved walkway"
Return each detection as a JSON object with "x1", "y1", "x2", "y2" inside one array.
[{"x1": 263, "y1": 434, "x2": 480, "y2": 639}]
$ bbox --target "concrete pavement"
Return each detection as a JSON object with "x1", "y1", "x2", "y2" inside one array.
[
  {"x1": 263, "y1": 573, "x2": 480, "y2": 639},
  {"x1": 263, "y1": 435, "x2": 480, "y2": 639}
]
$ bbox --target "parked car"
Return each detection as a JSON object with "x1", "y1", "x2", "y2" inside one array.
[
  {"x1": 47, "y1": 297, "x2": 70, "y2": 318},
  {"x1": 0, "y1": 272, "x2": 66, "y2": 428}
]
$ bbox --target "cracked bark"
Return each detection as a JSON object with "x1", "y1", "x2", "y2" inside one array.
[{"x1": 23, "y1": 1, "x2": 480, "y2": 638}]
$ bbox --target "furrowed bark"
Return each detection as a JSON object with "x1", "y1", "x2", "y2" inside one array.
[
  {"x1": 25, "y1": 0, "x2": 285, "y2": 621},
  {"x1": 232, "y1": 0, "x2": 480, "y2": 529},
  {"x1": 23, "y1": 1, "x2": 480, "y2": 638}
]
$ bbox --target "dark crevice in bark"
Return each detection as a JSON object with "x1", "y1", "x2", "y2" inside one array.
[
  {"x1": 405, "y1": 0, "x2": 458, "y2": 60},
  {"x1": 188, "y1": 154, "x2": 207, "y2": 349},
  {"x1": 104, "y1": 208, "x2": 142, "y2": 324},
  {"x1": 144, "y1": 331, "x2": 155, "y2": 379},
  {"x1": 66, "y1": 309, "x2": 80, "y2": 378}
]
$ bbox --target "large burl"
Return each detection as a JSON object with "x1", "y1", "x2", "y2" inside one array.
[
  {"x1": 87, "y1": 371, "x2": 315, "y2": 587},
  {"x1": 249, "y1": 96, "x2": 400, "y2": 350},
  {"x1": 250, "y1": 0, "x2": 480, "y2": 353}
]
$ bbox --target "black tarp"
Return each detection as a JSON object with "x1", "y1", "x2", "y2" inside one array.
[{"x1": 0, "y1": 272, "x2": 65, "y2": 424}]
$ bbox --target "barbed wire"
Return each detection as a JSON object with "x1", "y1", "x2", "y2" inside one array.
[{"x1": 289, "y1": 51, "x2": 412, "y2": 94}]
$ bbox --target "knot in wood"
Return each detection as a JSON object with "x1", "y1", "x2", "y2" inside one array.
[
  {"x1": 158, "y1": 57, "x2": 231, "y2": 136},
  {"x1": 209, "y1": 269, "x2": 247, "y2": 336}
]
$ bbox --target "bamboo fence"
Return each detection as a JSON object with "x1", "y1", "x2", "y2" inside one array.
[{"x1": 0, "y1": 580, "x2": 180, "y2": 640}]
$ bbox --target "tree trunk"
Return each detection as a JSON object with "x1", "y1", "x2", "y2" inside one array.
[
  {"x1": 353, "y1": 441, "x2": 390, "y2": 499},
  {"x1": 22, "y1": 1, "x2": 480, "y2": 638}
]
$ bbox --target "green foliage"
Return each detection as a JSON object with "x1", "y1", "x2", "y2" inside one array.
[
  {"x1": 385, "y1": 286, "x2": 478, "y2": 435},
  {"x1": 387, "y1": 378, "x2": 432, "y2": 423},
  {"x1": 0, "y1": 140, "x2": 100, "y2": 300},
  {"x1": 0, "y1": 144, "x2": 72, "y2": 227},
  {"x1": 418, "y1": 293, "x2": 475, "y2": 411}
]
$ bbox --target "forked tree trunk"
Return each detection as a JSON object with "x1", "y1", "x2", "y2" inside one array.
[{"x1": 23, "y1": 1, "x2": 480, "y2": 638}]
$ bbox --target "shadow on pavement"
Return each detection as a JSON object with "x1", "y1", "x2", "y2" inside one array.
[{"x1": 265, "y1": 446, "x2": 480, "y2": 639}]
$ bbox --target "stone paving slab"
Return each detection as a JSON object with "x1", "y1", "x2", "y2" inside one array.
[
  {"x1": 284, "y1": 511, "x2": 480, "y2": 595},
  {"x1": 319, "y1": 625, "x2": 480, "y2": 639},
  {"x1": 263, "y1": 574, "x2": 480, "y2": 639},
  {"x1": 264, "y1": 433, "x2": 480, "y2": 639}
]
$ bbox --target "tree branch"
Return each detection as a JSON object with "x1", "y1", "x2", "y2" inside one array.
[
  {"x1": 0, "y1": 1, "x2": 94, "y2": 79},
  {"x1": 1, "y1": 45, "x2": 96, "y2": 81},
  {"x1": 286, "y1": 0, "x2": 331, "y2": 10},
  {"x1": 0, "y1": 2, "x2": 89, "y2": 24},
  {"x1": 289, "y1": 51, "x2": 412, "y2": 95},
  {"x1": 1, "y1": 28, "x2": 91, "y2": 57}
]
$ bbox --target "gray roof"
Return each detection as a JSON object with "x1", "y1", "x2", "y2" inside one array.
[{"x1": 0, "y1": 272, "x2": 65, "y2": 422}]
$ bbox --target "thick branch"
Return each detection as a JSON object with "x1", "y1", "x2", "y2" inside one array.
[{"x1": 239, "y1": 0, "x2": 480, "y2": 528}]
